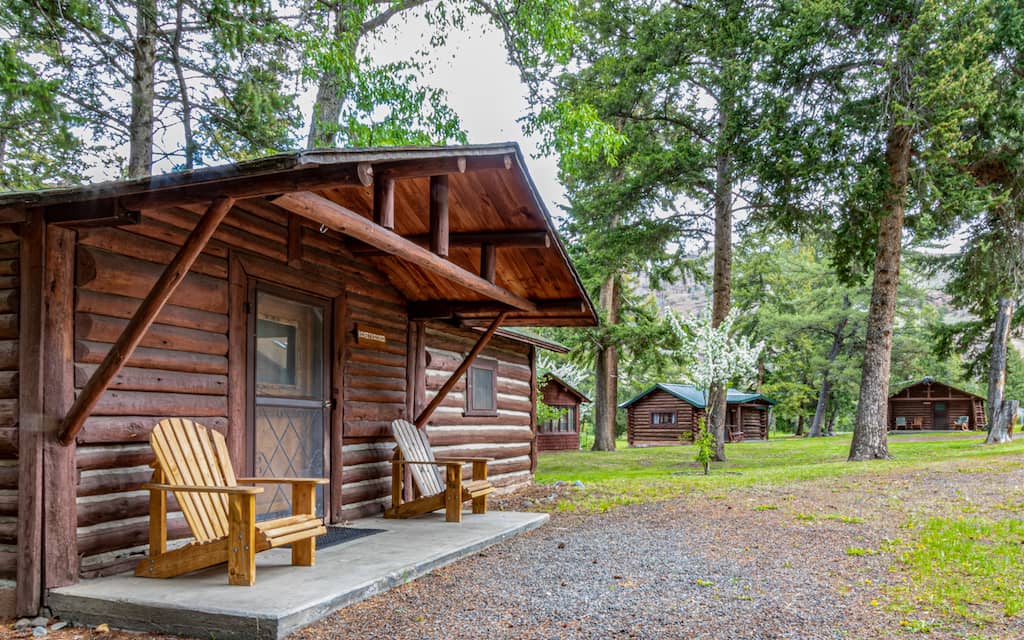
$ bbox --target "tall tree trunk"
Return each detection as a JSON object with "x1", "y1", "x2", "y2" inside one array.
[
  {"x1": 850, "y1": 124, "x2": 911, "y2": 461},
  {"x1": 307, "y1": 9, "x2": 355, "y2": 149},
  {"x1": 128, "y1": 0, "x2": 157, "y2": 178},
  {"x1": 795, "y1": 414, "x2": 804, "y2": 437},
  {"x1": 810, "y1": 314, "x2": 848, "y2": 437},
  {"x1": 986, "y1": 298, "x2": 1014, "y2": 443},
  {"x1": 171, "y1": 0, "x2": 194, "y2": 170},
  {"x1": 592, "y1": 272, "x2": 620, "y2": 451},
  {"x1": 710, "y1": 98, "x2": 734, "y2": 461}
]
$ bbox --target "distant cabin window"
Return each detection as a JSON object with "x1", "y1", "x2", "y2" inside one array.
[
  {"x1": 540, "y1": 406, "x2": 576, "y2": 433},
  {"x1": 651, "y1": 412, "x2": 676, "y2": 426},
  {"x1": 465, "y1": 358, "x2": 498, "y2": 416}
]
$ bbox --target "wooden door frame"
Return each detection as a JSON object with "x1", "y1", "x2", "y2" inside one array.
[{"x1": 228, "y1": 252, "x2": 346, "y2": 523}]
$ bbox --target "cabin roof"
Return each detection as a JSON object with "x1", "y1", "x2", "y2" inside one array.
[
  {"x1": 0, "y1": 143, "x2": 596, "y2": 327},
  {"x1": 888, "y1": 376, "x2": 984, "y2": 401},
  {"x1": 542, "y1": 372, "x2": 590, "y2": 403},
  {"x1": 619, "y1": 383, "x2": 776, "y2": 409}
]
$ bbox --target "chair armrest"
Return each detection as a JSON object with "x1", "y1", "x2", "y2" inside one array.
[
  {"x1": 236, "y1": 477, "x2": 329, "y2": 485},
  {"x1": 436, "y1": 457, "x2": 493, "y2": 464},
  {"x1": 142, "y1": 483, "x2": 263, "y2": 495},
  {"x1": 396, "y1": 460, "x2": 462, "y2": 467}
]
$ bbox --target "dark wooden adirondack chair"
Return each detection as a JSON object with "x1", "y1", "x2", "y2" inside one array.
[
  {"x1": 135, "y1": 418, "x2": 328, "y2": 585},
  {"x1": 384, "y1": 419, "x2": 494, "y2": 523}
]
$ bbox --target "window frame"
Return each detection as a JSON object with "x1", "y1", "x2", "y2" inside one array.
[
  {"x1": 539, "y1": 404, "x2": 577, "y2": 434},
  {"x1": 465, "y1": 357, "x2": 499, "y2": 417},
  {"x1": 650, "y1": 411, "x2": 677, "y2": 426}
]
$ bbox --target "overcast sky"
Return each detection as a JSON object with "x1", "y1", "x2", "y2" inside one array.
[{"x1": 361, "y1": 9, "x2": 567, "y2": 218}]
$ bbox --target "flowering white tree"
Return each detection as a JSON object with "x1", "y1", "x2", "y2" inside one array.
[{"x1": 673, "y1": 310, "x2": 764, "y2": 460}]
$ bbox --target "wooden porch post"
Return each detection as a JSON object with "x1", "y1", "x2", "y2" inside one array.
[
  {"x1": 16, "y1": 216, "x2": 44, "y2": 615},
  {"x1": 58, "y1": 196, "x2": 235, "y2": 446},
  {"x1": 415, "y1": 312, "x2": 508, "y2": 428}
]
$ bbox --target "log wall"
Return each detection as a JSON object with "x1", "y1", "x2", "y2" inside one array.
[
  {"x1": 422, "y1": 325, "x2": 535, "y2": 492},
  {"x1": 70, "y1": 204, "x2": 415, "y2": 576},
  {"x1": 626, "y1": 390, "x2": 696, "y2": 446},
  {"x1": 0, "y1": 225, "x2": 18, "y2": 580}
]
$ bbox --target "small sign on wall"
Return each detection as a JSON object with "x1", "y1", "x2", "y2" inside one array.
[{"x1": 355, "y1": 324, "x2": 387, "y2": 347}]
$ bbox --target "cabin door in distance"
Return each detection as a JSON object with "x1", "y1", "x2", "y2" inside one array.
[
  {"x1": 249, "y1": 285, "x2": 331, "y2": 519},
  {"x1": 932, "y1": 402, "x2": 947, "y2": 431}
]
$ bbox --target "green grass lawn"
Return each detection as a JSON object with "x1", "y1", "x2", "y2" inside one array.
[{"x1": 535, "y1": 433, "x2": 1024, "y2": 512}]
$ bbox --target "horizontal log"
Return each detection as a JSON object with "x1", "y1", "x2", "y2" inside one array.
[
  {"x1": 0, "y1": 492, "x2": 14, "y2": 516},
  {"x1": 76, "y1": 340, "x2": 228, "y2": 375},
  {"x1": 0, "y1": 314, "x2": 16, "y2": 340},
  {"x1": 341, "y1": 461, "x2": 391, "y2": 485},
  {"x1": 76, "y1": 445, "x2": 155, "y2": 471},
  {"x1": 0, "y1": 519, "x2": 15, "y2": 545},
  {"x1": 77, "y1": 493, "x2": 150, "y2": 528},
  {"x1": 432, "y1": 443, "x2": 532, "y2": 460},
  {"x1": 0, "y1": 242, "x2": 17, "y2": 259},
  {"x1": 0, "y1": 290, "x2": 17, "y2": 315},
  {"x1": 76, "y1": 246, "x2": 228, "y2": 315},
  {"x1": 342, "y1": 420, "x2": 392, "y2": 438},
  {"x1": 77, "y1": 415, "x2": 227, "y2": 445},
  {"x1": 76, "y1": 313, "x2": 227, "y2": 356},
  {"x1": 339, "y1": 500, "x2": 387, "y2": 522},
  {"x1": 345, "y1": 375, "x2": 406, "y2": 394},
  {"x1": 427, "y1": 426, "x2": 534, "y2": 445},
  {"x1": 125, "y1": 219, "x2": 230, "y2": 259},
  {"x1": 423, "y1": 372, "x2": 530, "y2": 396},
  {"x1": 345, "y1": 362, "x2": 406, "y2": 381},
  {"x1": 339, "y1": 478, "x2": 391, "y2": 505},
  {"x1": 487, "y1": 456, "x2": 531, "y2": 476},
  {"x1": 0, "y1": 277, "x2": 16, "y2": 289},
  {"x1": 348, "y1": 348, "x2": 406, "y2": 368},
  {"x1": 77, "y1": 290, "x2": 228, "y2": 335},
  {"x1": 0, "y1": 371, "x2": 16, "y2": 399},
  {"x1": 0, "y1": 465, "x2": 16, "y2": 490},
  {"x1": 491, "y1": 469, "x2": 532, "y2": 490},
  {"x1": 0, "y1": 546, "x2": 15, "y2": 577},
  {"x1": 345, "y1": 389, "x2": 407, "y2": 405},
  {"x1": 148, "y1": 206, "x2": 287, "y2": 263},
  {"x1": 273, "y1": 192, "x2": 537, "y2": 312},
  {"x1": 344, "y1": 401, "x2": 404, "y2": 422},
  {"x1": 77, "y1": 469, "x2": 154, "y2": 497},
  {"x1": 0, "y1": 428, "x2": 15, "y2": 457},
  {"x1": 91, "y1": 390, "x2": 227, "y2": 417},
  {"x1": 0, "y1": 399, "x2": 15, "y2": 429},
  {"x1": 75, "y1": 364, "x2": 227, "y2": 396},
  {"x1": 77, "y1": 227, "x2": 228, "y2": 279},
  {"x1": 0, "y1": 227, "x2": 17, "y2": 243},
  {"x1": 0, "y1": 259, "x2": 17, "y2": 276},
  {"x1": 0, "y1": 340, "x2": 15, "y2": 370},
  {"x1": 78, "y1": 517, "x2": 191, "y2": 557},
  {"x1": 339, "y1": 445, "x2": 394, "y2": 467}
]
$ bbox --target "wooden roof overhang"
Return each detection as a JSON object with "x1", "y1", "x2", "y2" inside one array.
[
  {"x1": 0, "y1": 144, "x2": 595, "y2": 445},
  {"x1": 0, "y1": 144, "x2": 596, "y2": 327}
]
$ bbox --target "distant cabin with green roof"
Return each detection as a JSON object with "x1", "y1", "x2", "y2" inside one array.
[{"x1": 619, "y1": 383, "x2": 775, "y2": 447}]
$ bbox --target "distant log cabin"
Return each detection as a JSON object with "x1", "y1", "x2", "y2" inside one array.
[
  {"x1": 536, "y1": 373, "x2": 589, "y2": 452},
  {"x1": 621, "y1": 384, "x2": 775, "y2": 447},
  {"x1": 0, "y1": 144, "x2": 596, "y2": 617},
  {"x1": 888, "y1": 377, "x2": 986, "y2": 430}
]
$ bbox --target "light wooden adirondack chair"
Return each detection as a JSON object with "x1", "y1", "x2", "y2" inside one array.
[
  {"x1": 384, "y1": 419, "x2": 494, "y2": 523},
  {"x1": 135, "y1": 418, "x2": 328, "y2": 585}
]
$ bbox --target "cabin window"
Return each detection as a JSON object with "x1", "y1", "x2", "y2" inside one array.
[
  {"x1": 651, "y1": 411, "x2": 676, "y2": 426},
  {"x1": 465, "y1": 358, "x2": 498, "y2": 416},
  {"x1": 540, "y1": 406, "x2": 576, "y2": 433}
]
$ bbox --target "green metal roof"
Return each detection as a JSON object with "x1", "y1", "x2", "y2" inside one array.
[{"x1": 619, "y1": 383, "x2": 776, "y2": 409}]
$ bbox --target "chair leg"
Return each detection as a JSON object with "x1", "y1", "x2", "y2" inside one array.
[
  {"x1": 291, "y1": 483, "x2": 316, "y2": 567},
  {"x1": 472, "y1": 461, "x2": 488, "y2": 515},
  {"x1": 227, "y1": 493, "x2": 256, "y2": 586},
  {"x1": 445, "y1": 464, "x2": 462, "y2": 523}
]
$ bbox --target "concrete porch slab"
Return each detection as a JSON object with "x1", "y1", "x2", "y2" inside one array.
[{"x1": 50, "y1": 511, "x2": 548, "y2": 640}]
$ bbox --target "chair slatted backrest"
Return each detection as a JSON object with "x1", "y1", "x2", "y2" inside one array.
[
  {"x1": 150, "y1": 418, "x2": 237, "y2": 543},
  {"x1": 391, "y1": 419, "x2": 445, "y2": 497}
]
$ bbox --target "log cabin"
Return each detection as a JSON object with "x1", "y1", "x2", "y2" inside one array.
[
  {"x1": 0, "y1": 144, "x2": 596, "y2": 616},
  {"x1": 887, "y1": 377, "x2": 986, "y2": 430},
  {"x1": 536, "y1": 373, "x2": 589, "y2": 452},
  {"x1": 621, "y1": 383, "x2": 775, "y2": 447}
]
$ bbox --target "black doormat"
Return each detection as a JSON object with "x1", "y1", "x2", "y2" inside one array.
[{"x1": 313, "y1": 526, "x2": 385, "y2": 550}]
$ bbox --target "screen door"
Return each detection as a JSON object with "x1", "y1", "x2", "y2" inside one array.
[{"x1": 250, "y1": 286, "x2": 330, "y2": 519}]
